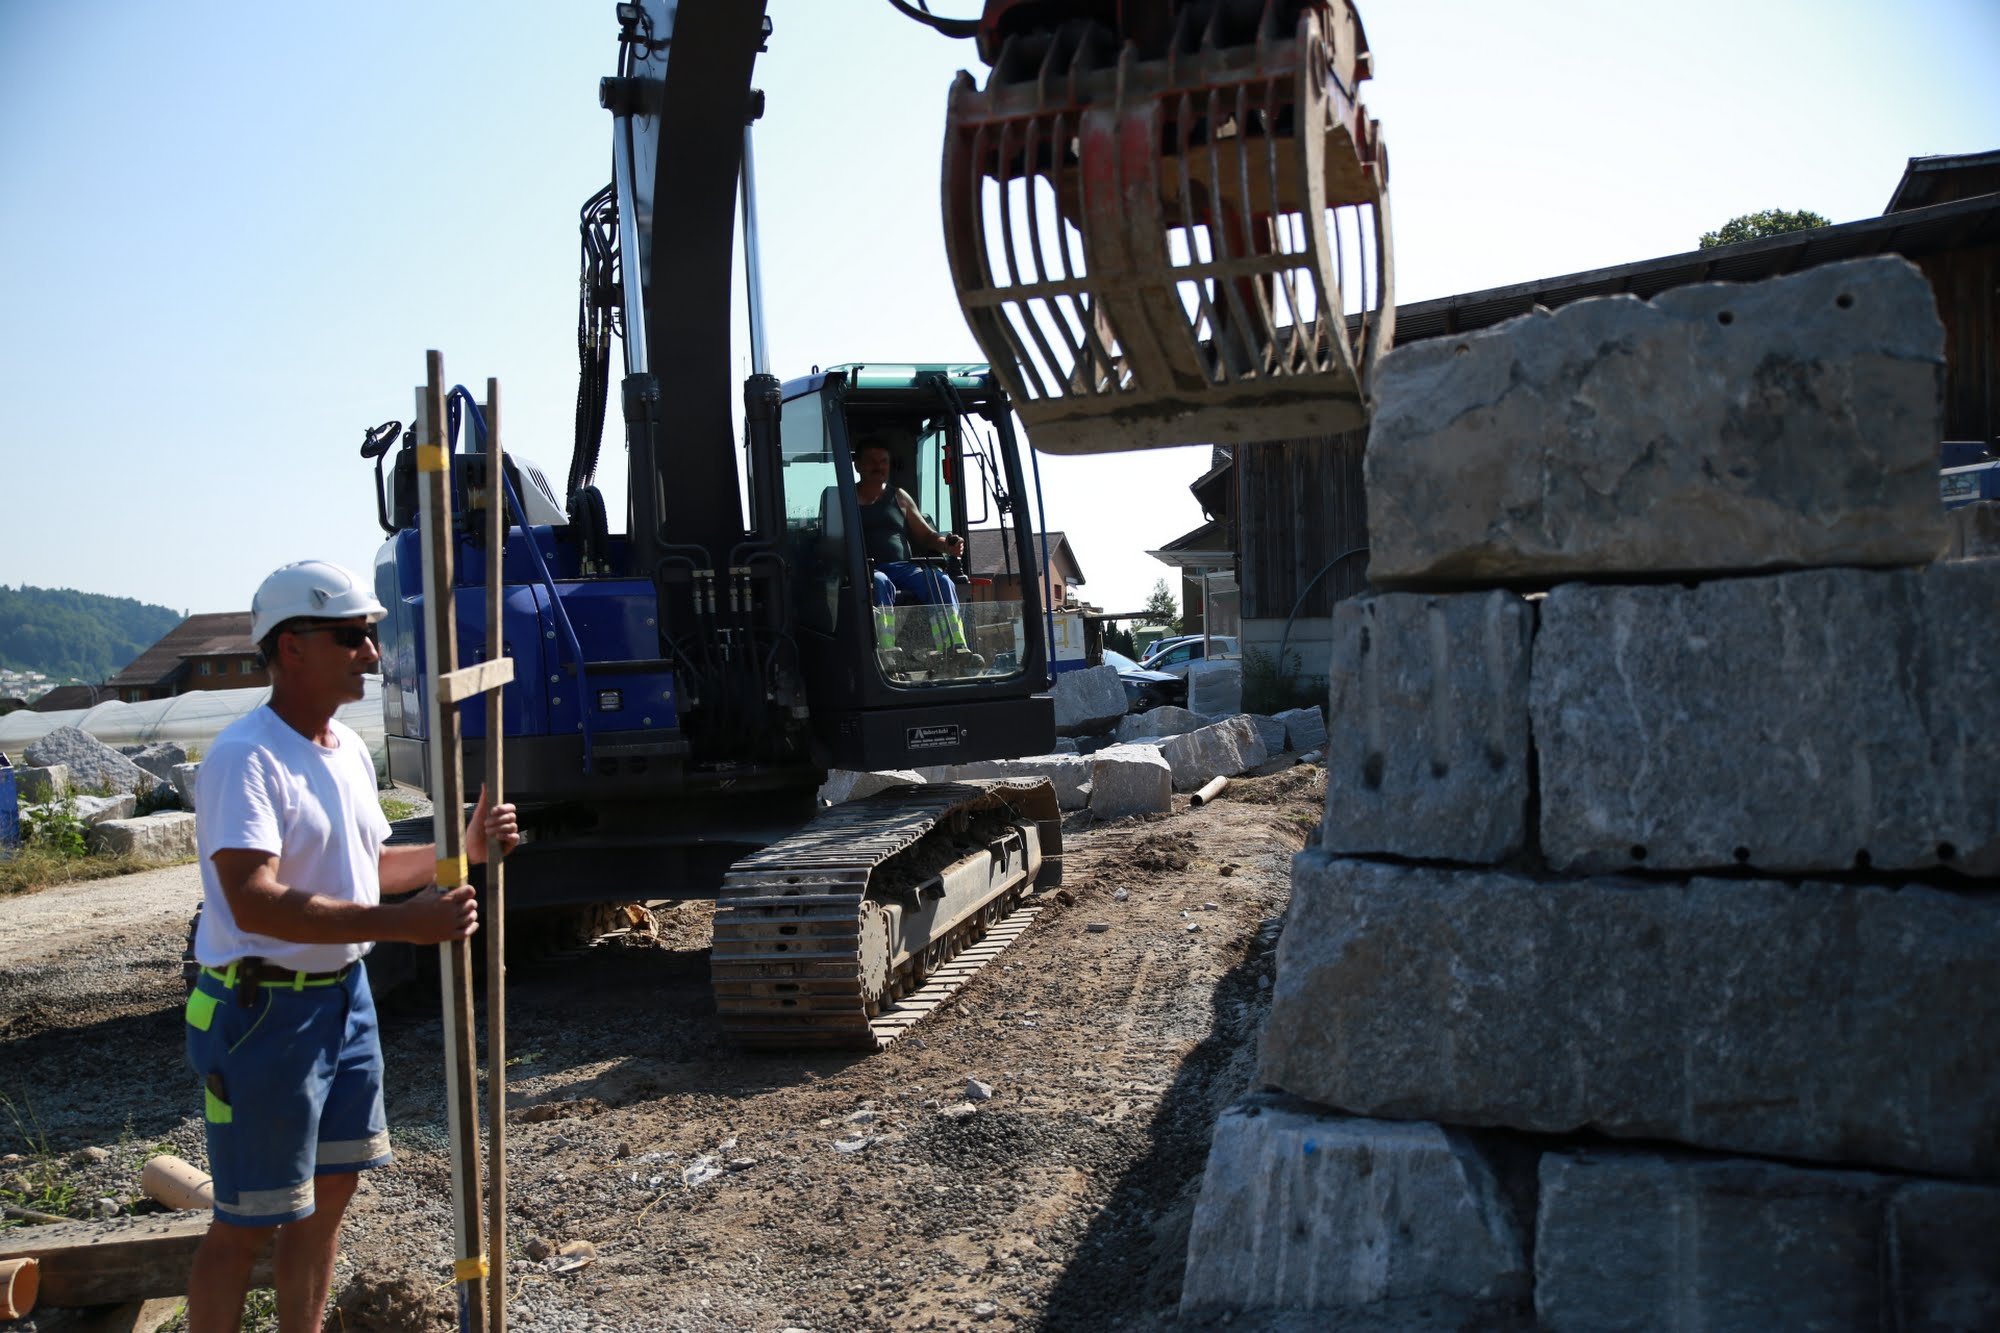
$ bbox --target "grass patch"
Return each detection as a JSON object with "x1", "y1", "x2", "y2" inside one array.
[
  {"x1": 379, "y1": 793, "x2": 423, "y2": 822},
  {"x1": 0, "y1": 846, "x2": 189, "y2": 896},
  {"x1": 0, "y1": 1095, "x2": 78, "y2": 1225}
]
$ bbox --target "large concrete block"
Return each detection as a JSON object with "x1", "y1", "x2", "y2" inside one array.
[
  {"x1": 15, "y1": 764, "x2": 69, "y2": 803},
  {"x1": 1052, "y1": 664, "x2": 1127, "y2": 737},
  {"x1": 1946, "y1": 500, "x2": 2000, "y2": 560},
  {"x1": 1114, "y1": 705, "x2": 1204, "y2": 743},
  {"x1": 171, "y1": 761, "x2": 201, "y2": 812},
  {"x1": 1535, "y1": 561, "x2": 2000, "y2": 875},
  {"x1": 1245, "y1": 713, "x2": 1287, "y2": 756},
  {"x1": 120, "y1": 741, "x2": 188, "y2": 785},
  {"x1": 1536, "y1": 1151, "x2": 2000, "y2": 1332},
  {"x1": 23, "y1": 726, "x2": 156, "y2": 795},
  {"x1": 68, "y1": 793, "x2": 138, "y2": 826},
  {"x1": 817, "y1": 769, "x2": 924, "y2": 806},
  {"x1": 88, "y1": 811, "x2": 197, "y2": 859},
  {"x1": 1087, "y1": 744, "x2": 1172, "y2": 820},
  {"x1": 1158, "y1": 716, "x2": 1265, "y2": 791},
  {"x1": 1367, "y1": 256, "x2": 1948, "y2": 587},
  {"x1": 948, "y1": 756, "x2": 1091, "y2": 810},
  {"x1": 1182, "y1": 1095, "x2": 1529, "y2": 1323},
  {"x1": 1262, "y1": 852, "x2": 2000, "y2": 1179},
  {"x1": 1275, "y1": 706, "x2": 1327, "y2": 753},
  {"x1": 1186, "y1": 659, "x2": 1243, "y2": 716},
  {"x1": 1322, "y1": 591, "x2": 1532, "y2": 864}
]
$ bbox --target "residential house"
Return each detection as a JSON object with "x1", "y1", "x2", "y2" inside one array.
[
  {"x1": 29, "y1": 684, "x2": 101, "y2": 713},
  {"x1": 1146, "y1": 446, "x2": 1240, "y2": 638},
  {"x1": 1159, "y1": 149, "x2": 2000, "y2": 680},
  {"x1": 104, "y1": 612, "x2": 266, "y2": 703},
  {"x1": 964, "y1": 529, "x2": 1086, "y2": 612}
]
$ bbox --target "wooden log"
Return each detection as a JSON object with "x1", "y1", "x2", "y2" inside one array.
[
  {"x1": 22, "y1": 1296, "x2": 183, "y2": 1333},
  {"x1": 0, "y1": 1214, "x2": 270, "y2": 1306}
]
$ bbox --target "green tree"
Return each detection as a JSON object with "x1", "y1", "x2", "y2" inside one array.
[
  {"x1": 1141, "y1": 579, "x2": 1181, "y2": 633},
  {"x1": 1698, "y1": 208, "x2": 1831, "y2": 249}
]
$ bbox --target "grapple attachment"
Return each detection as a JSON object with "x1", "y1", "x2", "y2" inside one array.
[{"x1": 945, "y1": 0, "x2": 1392, "y2": 454}]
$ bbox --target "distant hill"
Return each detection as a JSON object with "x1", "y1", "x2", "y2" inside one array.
[{"x1": 0, "y1": 585, "x2": 183, "y2": 682}]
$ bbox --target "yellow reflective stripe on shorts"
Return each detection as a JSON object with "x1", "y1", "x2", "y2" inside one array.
[
  {"x1": 185, "y1": 989, "x2": 220, "y2": 1032},
  {"x1": 204, "y1": 1086, "x2": 233, "y2": 1124}
]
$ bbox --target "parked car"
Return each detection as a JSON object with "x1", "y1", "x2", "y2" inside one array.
[
  {"x1": 1102, "y1": 649, "x2": 1187, "y2": 713},
  {"x1": 1137, "y1": 634, "x2": 1239, "y2": 678}
]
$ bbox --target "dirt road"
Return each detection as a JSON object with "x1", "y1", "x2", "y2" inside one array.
[{"x1": 0, "y1": 768, "x2": 1321, "y2": 1332}]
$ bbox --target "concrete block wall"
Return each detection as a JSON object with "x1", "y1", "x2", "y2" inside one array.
[{"x1": 1183, "y1": 257, "x2": 2000, "y2": 1329}]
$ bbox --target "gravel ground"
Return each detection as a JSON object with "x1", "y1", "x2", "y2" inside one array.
[{"x1": 0, "y1": 767, "x2": 1324, "y2": 1332}]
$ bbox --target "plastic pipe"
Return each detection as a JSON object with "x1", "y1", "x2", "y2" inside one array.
[
  {"x1": 0, "y1": 1257, "x2": 38, "y2": 1321},
  {"x1": 141, "y1": 1154, "x2": 215, "y2": 1211},
  {"x1": 1190, "y1": 775, "x2": 1229, "y2": 807}
]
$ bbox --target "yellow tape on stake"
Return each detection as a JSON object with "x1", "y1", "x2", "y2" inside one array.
[
  {"x1": 417, "y1": 444, "x2": 450, "y2": 472},
  {"x1": 454, "y1": 1255, "x2": 489, "y2": 1281},
  {"x1": 436, "y1": 854, "x2": 468, "y2": 887}
]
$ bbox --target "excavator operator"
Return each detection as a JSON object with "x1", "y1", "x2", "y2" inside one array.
[{"x1": 854, "y1": 438, "x2": 984, "y2": 670}]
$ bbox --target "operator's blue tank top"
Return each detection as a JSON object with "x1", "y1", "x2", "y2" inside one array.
[{"x1": 860, "y1": 491, "x2": 912, "y2": 563}]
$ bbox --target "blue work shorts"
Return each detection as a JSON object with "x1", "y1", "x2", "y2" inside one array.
[{"x1": 183, "y1": 961, "x2": 392, "y2": 1227}]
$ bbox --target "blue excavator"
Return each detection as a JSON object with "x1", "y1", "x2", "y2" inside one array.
[{"x1": 359, "y1": 0, "x2": 1392, "y2": 1046}]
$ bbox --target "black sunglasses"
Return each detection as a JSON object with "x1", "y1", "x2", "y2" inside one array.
[{"x1": 290, "y1": 624, "x2": 380, "y2": 649}]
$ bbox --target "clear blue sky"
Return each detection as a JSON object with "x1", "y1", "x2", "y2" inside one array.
[{"x1": 2, "y1": 0, "x2": 1995, "y2": 619}]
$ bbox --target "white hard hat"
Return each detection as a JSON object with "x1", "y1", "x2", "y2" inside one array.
[{"x1": 250, "y1": 560, "x2": 388, "y2": 642}]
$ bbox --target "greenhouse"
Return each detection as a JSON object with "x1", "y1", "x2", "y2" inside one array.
[{"x1": 0, "y1": 681, "x2": 388, "y2": 778}]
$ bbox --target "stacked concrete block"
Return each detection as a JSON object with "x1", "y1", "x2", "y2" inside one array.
[
  {"x1": 1180, "y1": 1095, "x2": 1529, "y2": 1326},
  {"x1": 1321, "y1": 590, "x2": 1533, "y2": 863},
  {"x1": 1534, "y1": 562, "x2": 2000, "y2": 875},
  {"x1": 1185, "y1": 256, "x2": 1999, "y2": 1326},
  {"x1": 1364, "y1": 256, "x2": 1948, "y2": 586},
  {"x1": 1536, "y1": 1153, "x2": 2000, "y2": 1331},
  {"x1": 1263, "y1": 853, "x2": 2000, "y2": 1178}
]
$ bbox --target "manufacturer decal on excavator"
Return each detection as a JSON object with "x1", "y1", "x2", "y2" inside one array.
[{"x1": 907, "y1": 724, "x2": 962, "y2": 751}]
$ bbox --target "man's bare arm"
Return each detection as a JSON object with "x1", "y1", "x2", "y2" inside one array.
[
  {"x1": 896, "y1": 490, "x2": 964, "y2": 556},
  {"x1": 377, "y1": 785, "x2": 522, "y2": 896},
  {"x1": 210, "y1": 850, "x2": 477, "y2": 946}
]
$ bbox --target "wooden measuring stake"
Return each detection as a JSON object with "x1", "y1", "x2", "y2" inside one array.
[
  {"x1": 481, "y1": 377, "x2": 510, "y2": 1333},
  {"x1": 415, "y1": 350, "x2": 494, "y2": 1333}
]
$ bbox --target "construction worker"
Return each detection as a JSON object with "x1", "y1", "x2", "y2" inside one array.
[
  {"x1": 183, "y1": 559, "x2": 518, "y2": 1333},
  {"x1": 854, "y1": 440, "x2": 984, "y2": 669}
]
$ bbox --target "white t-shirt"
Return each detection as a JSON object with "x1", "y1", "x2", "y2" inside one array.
[{"x1": 194, "y1": 706, "x2": 391, "y2": 971}]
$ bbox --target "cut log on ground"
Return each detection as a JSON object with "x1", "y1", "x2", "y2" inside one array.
[{"x1": 0, "y1": 1213, "x2": 270, "y2": 1306}]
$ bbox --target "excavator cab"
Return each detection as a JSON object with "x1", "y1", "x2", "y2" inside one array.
[{"x1": 769, "y1": 363, "x2": 1055, "y2": 770}]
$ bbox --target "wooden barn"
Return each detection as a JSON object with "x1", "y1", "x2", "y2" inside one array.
[{"x1": 1182, "y1": 149, "x2": 2000, "y2": 688}]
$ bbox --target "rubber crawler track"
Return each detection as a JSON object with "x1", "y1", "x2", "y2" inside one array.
[{"x1": 710, "y1": 780, "x2": 1062, "y2": 1050}]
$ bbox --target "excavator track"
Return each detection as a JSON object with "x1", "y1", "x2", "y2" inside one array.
[{"x1": 710, "y1": 779, "x2": 1062, "y2": 1050}]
